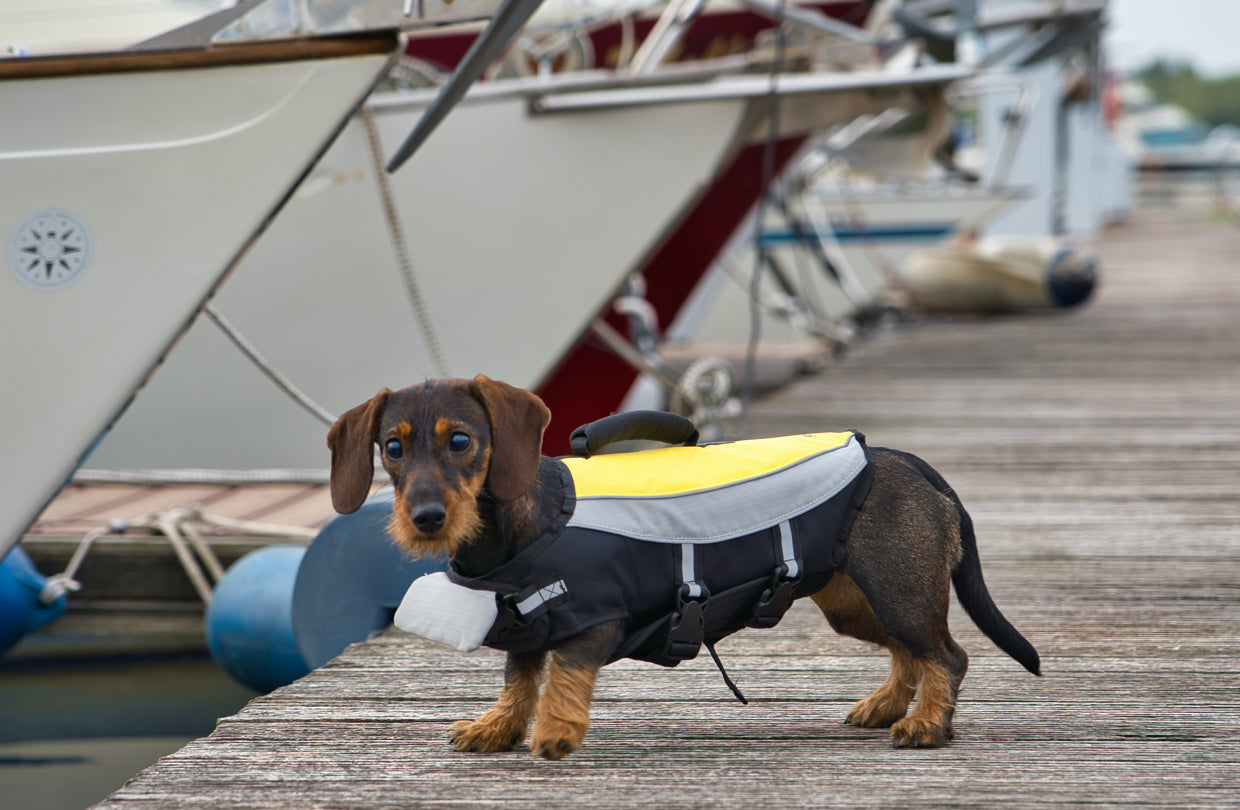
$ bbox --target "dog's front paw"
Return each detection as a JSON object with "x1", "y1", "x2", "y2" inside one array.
[
  {"x1": 451, "y1": 716, "x2": 526, "y2": 753},
  {"x1": 888, "y1": 717, "x2": 951, "y2": 748},
  {"x1": 529, "y1": 718, "x2": 586, "y2": 760}
]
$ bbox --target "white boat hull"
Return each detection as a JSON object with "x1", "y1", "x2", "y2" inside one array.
[
  {"x1": 86, "y1": 63, "x2": 974, "y2": 469},
  {"x1": 1, "y1": 38, "x2": 400, "y2": 551},
  {"x1": 84, "y1": 79, "x2": 752, "y2": 469}
]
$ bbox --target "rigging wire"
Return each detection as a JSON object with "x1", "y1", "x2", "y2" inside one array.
[
  {"x1": 197, "y1": 101, "x2": 454, "y2": 434},
  {"x1": 739, "y1": 0, "x2": 790, "y2": 437},
  {"x1": 204, "y1": 303, "x2": 338, "y2": 428}
]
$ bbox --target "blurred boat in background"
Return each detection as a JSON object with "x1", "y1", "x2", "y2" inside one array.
[
  {"x1": 77, "y1": 0, "x2": 970, "y2": 466},
  {"x1": 0, "y1": 0, "x2": 550, "y2": 573}
]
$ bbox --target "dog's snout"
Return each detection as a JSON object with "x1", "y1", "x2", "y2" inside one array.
[{"x1": 411, "y1": 503, "x2": 447, "y2": 533}]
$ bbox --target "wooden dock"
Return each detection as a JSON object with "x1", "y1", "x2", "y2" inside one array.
[{"x1": 95, "y1": 209, "x2": 1240, "y2": 808}]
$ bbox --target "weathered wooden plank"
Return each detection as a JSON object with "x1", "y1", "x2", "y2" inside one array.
[{"x1": 95, "y1": 210, "x2": 1240, "y2": 808}]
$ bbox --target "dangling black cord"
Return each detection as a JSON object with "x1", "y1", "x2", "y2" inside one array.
[
  {"x1": 740, "y1": 0, "x2": 791, "y2": 438},
  {"x1": 706, "y1": 641, "x2": 749, "y2": 705}
]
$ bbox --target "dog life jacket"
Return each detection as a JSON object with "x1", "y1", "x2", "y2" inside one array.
[{"x1": 395, "y1": 431, "x2": 873, "y2": 671}]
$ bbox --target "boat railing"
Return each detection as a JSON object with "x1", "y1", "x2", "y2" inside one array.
[{"x1": 137, "y1": 0, "x2": 514, "y2": 50}]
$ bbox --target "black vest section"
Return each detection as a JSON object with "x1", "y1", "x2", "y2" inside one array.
[{"x1": 449, "y1": 443, "x2": 874, "y2": 667}]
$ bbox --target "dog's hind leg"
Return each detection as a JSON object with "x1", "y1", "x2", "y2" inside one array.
[
  {"x1": 846, "y1": 578, "x2": 968, "y2": 749},
  {"x1": 888, "y1": 648, "x2": 967, "y2": 748},
  {"x1": 452, "y1": 650, "x2": 547, "y2": 752},
  {"x1": 815, "y1": 451, "x2": 973, "y2": 747},
  {"x1": 813, "y1": 574, "x2": 917, "y2": 728},
  {"x1": 813, "y1": 569, "x2": 969, "y2": 748}
]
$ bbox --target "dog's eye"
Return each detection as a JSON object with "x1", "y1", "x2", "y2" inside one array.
[
  {"x1": 384, "y1": 438, "x2": 403, "y2": 460},
  {"x1": 448, "y1": 432, "x2": 471, "y2": 452}
]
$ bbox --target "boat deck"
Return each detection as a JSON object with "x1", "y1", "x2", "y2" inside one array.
[
  {"x1": 94, "y1": 208, "x2": 1239, "y2": 807},
  {"x1": 15, "y1": 476, "x2": 344, "y2": 658}
]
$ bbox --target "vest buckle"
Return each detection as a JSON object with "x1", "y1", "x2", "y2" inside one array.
[
  {"x1": 486, "y1": 595, "x2": 522, "y2": 641},
  {"x1": 748, "y1": 564, "x2": 799, "y2": 629},
  {"x1": 664, "y1": 584, "x2": 709, "y2": 661}
]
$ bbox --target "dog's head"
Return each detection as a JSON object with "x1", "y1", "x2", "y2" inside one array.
[{"x1": 327, "y1": 375, "x2": 550, "y2": 558}]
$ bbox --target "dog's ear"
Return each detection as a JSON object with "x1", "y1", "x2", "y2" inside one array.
[
  {"x1": 326, "y1": 389, "x2": 391, "y2": 514},
  {"x1": 469, "y1": 375, "x2": 550, "y2": 502}
]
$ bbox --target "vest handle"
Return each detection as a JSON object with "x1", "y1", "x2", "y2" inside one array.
[{"x1": 568, "y1": 411, "x2": 699, "y2": 458}]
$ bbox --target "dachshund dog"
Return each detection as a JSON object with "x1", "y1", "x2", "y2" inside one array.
[{"x1": 328, "y1": 375, "x2": 1040, "y2": 759}]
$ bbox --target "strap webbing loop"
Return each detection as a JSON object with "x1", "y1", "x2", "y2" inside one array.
[
  {"x1": 748, "y1": 520, "x2": 802, "y2": 629},
  {"x1": 665, "y1": 543, "x2": 709, "y2": 661}
]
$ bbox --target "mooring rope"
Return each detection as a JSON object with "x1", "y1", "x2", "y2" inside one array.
[{"x1": 39, "y1": 508, "x2": 318, "y2": 607}]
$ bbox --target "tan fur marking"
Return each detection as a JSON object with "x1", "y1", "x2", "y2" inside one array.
[
  {"x1": 434, "y1": 418, "x2": 452, "y2": 439},
  {"x1": 812, "y1": 572, "x2": 890, "y2": 645},
  {"x1": 388, "y1": 485, "x2": 481, "y2": 560},
  {"x1": 394, "y1": 422, "x2": 412, "y2": 439},
  {"x1": 890, "y1": 660, "x2": 955, "y2": 748},
  {"x1": 813, "y1": 574, "x2": 947, "y2": 738},
  {"x1": 438, "y1": 467, "x2": 485, "y2": 548},
  {"x1": 387, "y1": 447, "x2": 491, "y2": 559},
  {"x1": 530, "y1": 655, "x2": 599, "y2": 759},
  {"x1": 452, "y1": 656, "x2": 546, "y2": 752},
  {"x1": 386, "y1": 492, "x2": 418, "y2": 555},
  {"x1": 846, "y1": 648, "x2": 919, "y2": 728}
]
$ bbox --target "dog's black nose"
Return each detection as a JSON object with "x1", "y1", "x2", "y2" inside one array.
[{"x1": 411, "y1": 504, "x2": 447, "y2": 533}]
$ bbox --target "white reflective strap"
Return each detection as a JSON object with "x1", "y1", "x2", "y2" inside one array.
[
  {"x1": 514, "y1": 579, "x2": 568, "y2": 615},
  {"x1": 680, "y1": 543, "x2": 703, "y2": 598},
  {"x1": 778, "y1": 520, "x2": 799, "y2": 579}
]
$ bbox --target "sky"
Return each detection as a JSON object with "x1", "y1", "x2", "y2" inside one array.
[{"x1": 1105, "y1": 0, "x2": 1240, "y2": 77}]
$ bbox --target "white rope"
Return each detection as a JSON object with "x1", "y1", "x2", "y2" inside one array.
[
  {"x1": 37, "y1": 524, "x2": 116, "y2": 605},
  {"x1": 38, "y1": 508, "x2": 317, "y2": 607},
  {"x1": 203, "y1": 303, "x2": 339, "y2": 428},
  {"x1": 152, "y1": 509, "x2": 218, "y2": 604}
]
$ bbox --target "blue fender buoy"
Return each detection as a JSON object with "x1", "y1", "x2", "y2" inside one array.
[
  {"x1": 205, "y1": 491, "x2": 445, "y2": 692},
  {"x1": 204, "y1": 544, "x2": 310, "y2": 693},
  {"x1": 292, "y1": 490, "x2": 445, "y2": 671},
  {"x1": 1046, "y1": 249, "x2": 1098, "y2": 309},
  {"x1": 1, "y1": 547, "x2": 68, "y2": 654}
]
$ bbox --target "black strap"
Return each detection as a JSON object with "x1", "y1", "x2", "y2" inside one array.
[
  {"x1": 748, "y1": 521, "x2": 803, "y2": 629},
  {"x1": 706, "y1": 642, "x2": 749, "y2": 705}
]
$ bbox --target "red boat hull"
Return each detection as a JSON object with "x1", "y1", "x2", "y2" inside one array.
[{"x1": 535, "y1": 136, "x2": 807, "y2": 454}]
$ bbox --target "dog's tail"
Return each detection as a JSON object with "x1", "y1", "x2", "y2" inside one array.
[{"x1": 895, "y1": 451, "x2": 1042, "y2": 676}]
